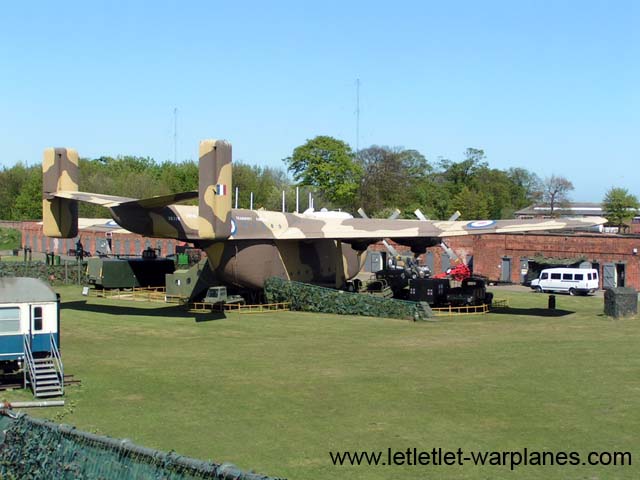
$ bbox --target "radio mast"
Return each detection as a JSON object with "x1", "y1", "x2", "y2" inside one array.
[
  {"x1": 355, "y1": 78, "x2": 360, "y2": 157},
  {"x1": 173, "y1": 107, "x2": 178, "y2": 163}
]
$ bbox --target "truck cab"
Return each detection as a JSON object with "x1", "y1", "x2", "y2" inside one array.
[{"x1": 203, "y1": 286, "x2": 245, "y2": 305}]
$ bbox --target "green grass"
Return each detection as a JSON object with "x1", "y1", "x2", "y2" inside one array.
[
  {"x1": 0, "y1": 227, "x2": 20, "y2": 251},
  {"x1": 3, "y1": 287, "x2": 639, "y2": 479}
]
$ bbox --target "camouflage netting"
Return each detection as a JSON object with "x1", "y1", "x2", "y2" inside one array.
[
  {"x1": 0, "y1": 261, "x2": 88, "y2": 286},
  {"x1": 264, "y1": 277, "x2": 433, "y2": 321},
  {"x1": 0, "y1": 413, "x2": 284, "y2": 480},
  {"x1": 530, "y1": 254, "x2": 587, "y2": 266},
  {"x1": 604, "y1": 288, "x2": 638, "y2": 318}
]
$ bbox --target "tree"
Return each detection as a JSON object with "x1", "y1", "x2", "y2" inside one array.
[
  {"x1": 284, "y1": 136, "x2": 362, "y2": 209},
  {"x1": 12, "y1": 167, "x2": 42, "y2": 220},
  {"x1": 0, "y1": 163, "x2": 34, "y2": 220},
  {"x1": 356, "y1": 146, "x2": 432, "y2": 216},
  {"x1": 542, "y1": 175, "x2": 574, "y2": 216},
  {"x1": 451, "y1": 186, "x2": 490, "y2": 220},
  {"x1": 412, "y1": 178, "x2": 452, "y2": 220},
  {"x1": 506, "y1": 167, "x2": 542, "y2": 208},
  {"x1": 438, "y1": 148, "x2": 488, "y2": 197},
  {"x1": 602, "y1": 187, "x2": 639, "y2": 231},
  {"x1": 473, "y1": 167, "x2": 515, "y2": 218}
]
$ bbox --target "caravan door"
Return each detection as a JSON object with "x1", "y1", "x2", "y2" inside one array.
[{"x1": 29, "y1": 305, "x2": 46, "y2": 354}]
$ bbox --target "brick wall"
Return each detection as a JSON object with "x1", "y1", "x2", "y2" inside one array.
[
  {"x1": 444, "y1": 233, "x2": 640, "y2": 290},
  {"x1": 17, "y1": 223, "x2": 183, "y2": 258}
]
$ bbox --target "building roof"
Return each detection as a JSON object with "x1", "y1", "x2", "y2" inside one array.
[
  {"x1": 0, "y1": 277, "x2": 58, "y2": 304},
  {"x1": 515, "y1": 203, "x2": 604, "y2": 217}
]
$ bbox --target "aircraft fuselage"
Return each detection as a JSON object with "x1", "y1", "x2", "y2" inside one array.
[{"x1": 109, "y1": 205, "x2": 369, "y2": 289}]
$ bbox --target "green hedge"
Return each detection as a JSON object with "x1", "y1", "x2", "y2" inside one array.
[{"x1": 0, "y1": 261, "x2": 88, "y2": 286}]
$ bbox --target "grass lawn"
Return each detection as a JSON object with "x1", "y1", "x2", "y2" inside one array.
[{"x1": 3, "y1": 286, "x2": 639, "y2": 479}]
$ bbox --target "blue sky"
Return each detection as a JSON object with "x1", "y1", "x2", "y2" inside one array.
[{"x1": 1, "y1": 1, "x2": 637, "y2": 202}]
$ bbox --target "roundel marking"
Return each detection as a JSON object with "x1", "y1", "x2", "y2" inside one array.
[
  {"x1": 467, "y1": 220, "x2": 497, "y2": 229},
  {"x1": 230, "y1": 219, "x2": 237, "y2": 236}
]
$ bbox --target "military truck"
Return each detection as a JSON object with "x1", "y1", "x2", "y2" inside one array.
[
  {"x1": 405, "y1": 276, "x2": 493, "y2": 307},
  {"x1": 202, "y1": 286, "x2": 246, "y2": 306},
  {"x1": 407, "y1": 277, "x2": 451, "y2": 306},
  {"x1": 445, "y1": 277, "x2": 493, "y2": 307},
  {"x1": 87, "y1": 254, "x2": 175, "y2": 289}
]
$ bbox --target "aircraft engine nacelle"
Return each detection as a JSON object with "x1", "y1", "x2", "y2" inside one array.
[
  {"x1": 198, "y1": 139, "x2": 232, "y2": 240},
  {"x1": 42, "y1": 147, "x2": 79, "y2": 238}
]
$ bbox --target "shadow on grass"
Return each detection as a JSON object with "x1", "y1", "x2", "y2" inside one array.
[
  {"x1": 62, "y1": 300, "x2": 227, "y2": 322},
  {"x1": 492, "y1": 307, "x2": 574, "y2": 317}
]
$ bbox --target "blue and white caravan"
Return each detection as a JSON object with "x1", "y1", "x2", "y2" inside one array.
[{"x1": 0, "y1": 277, "x2": 64, "y2": 397}]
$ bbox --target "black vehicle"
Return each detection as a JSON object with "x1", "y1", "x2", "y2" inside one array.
[
  {"x1": 408, "y1": 277, "x2": 451, "y2": 306},
  {"x1": 445, "y1": 277, "x2": 493, "y2": 307}
]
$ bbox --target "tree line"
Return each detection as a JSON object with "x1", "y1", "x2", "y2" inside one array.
[
  {"x1": 286, "y1": 136, "x2": 547, "y2": 219},
  {"x1": 1, "y1": 135, "x2": 637, "y2": 227}
]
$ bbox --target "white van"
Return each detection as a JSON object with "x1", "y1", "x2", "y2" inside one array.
[{"x1": 530, "y1": 268, "x2": 599, "y2": 295}]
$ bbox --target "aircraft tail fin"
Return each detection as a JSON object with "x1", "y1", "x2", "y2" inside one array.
[
  {"x1": 42, "y1": 147, "x2": 79, "y2": 238},
  {"x1": 198, "y1": 140, "x2": 232, "y2": 240}
]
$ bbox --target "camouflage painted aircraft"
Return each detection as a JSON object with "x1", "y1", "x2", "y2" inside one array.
[{"x1": 43, "y1": 140, "x2": 607, "y2": 290}]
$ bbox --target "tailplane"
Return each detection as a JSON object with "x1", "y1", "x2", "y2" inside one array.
[
  {"x1": 198, "y1": 140, "x2": 232, "y2": 240},
  {"x1": 42, "y1": 147, "x2": 79, "y2": 238}
]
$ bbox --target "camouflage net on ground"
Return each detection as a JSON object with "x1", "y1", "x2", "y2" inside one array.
[
  {"x1": 264, "y1": 277, "x2": 433, "y2": 321},
  {"x1": 0, "y1": 261, "x2": 88, "y2": 286},
  {"x1": 0, "y1": 413, "x2": 284, "y2": 480}
]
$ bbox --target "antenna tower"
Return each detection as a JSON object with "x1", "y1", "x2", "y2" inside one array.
[
  {"x1": 356, "y1": 78, "x2": 360, "y2": 156},
  {"x1": 173, "y1": 107, "x2": 178, "y2": 163}
]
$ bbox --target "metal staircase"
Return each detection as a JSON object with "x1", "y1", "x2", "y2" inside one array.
[{"x1": 23, "y1": 333, "x2": 64, "y2": 398}]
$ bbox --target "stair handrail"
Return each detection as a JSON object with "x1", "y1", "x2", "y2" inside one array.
[
  {"x1": 49, "y1": 332, "x2": 64, "y2": 395},
  {"x1": 22, "y1": 334, "x2": 37, "y2": 393}
]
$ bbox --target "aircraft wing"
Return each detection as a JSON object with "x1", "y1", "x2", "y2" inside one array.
[
  {"x1": 229, "y1": 210, "x2": 608, "y2": 241},
  {"x1": 48, "y1": 191, "x2": 136, "y2": 207},
  {"x1": 48, "y1": 190, "x2": 198, "y2": 208}
]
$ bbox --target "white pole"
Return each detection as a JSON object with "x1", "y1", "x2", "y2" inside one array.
[
  {"x1": 282, "y1": 190, "x2": 286, "y2": 212},
  {"x1": 8, "y1": 400, "x2": 65, "y2": 408},
  {"x1": 296, "y1": 187, "x2": 299, "y2": 213},
  {"x1": 308, "y1": 192, "x2": 312, "y2": 210},
  {"x1": 235, "y1": 187, "x2": 239, "y2": 209},
  {"x1": 250, "y1": 192, "x2": 254, "y2": 210}
]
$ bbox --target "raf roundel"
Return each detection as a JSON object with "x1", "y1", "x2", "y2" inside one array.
[
  {"x1": 466, "y1": 220, "x2": 497, "y2": 229},
  {"x1": 230, "y1": 219, "x2": 237, "y2": 236}
]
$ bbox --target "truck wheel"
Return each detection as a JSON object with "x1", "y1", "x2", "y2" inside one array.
[
  {"x1": 569, "y1": 288, "x2": 576, "y2": 296},
  {"x1": 535, "y1": 286, "x2": 543, "y2": 293}
]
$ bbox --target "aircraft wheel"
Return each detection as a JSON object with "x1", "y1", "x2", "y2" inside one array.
[{"x1": 569, "y1": 288, "x2": 576, "y2": 296}]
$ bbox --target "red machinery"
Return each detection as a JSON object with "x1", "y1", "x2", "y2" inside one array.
[{"x1": 433, "y1": 262, "x2": 472, "y2": 281}]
